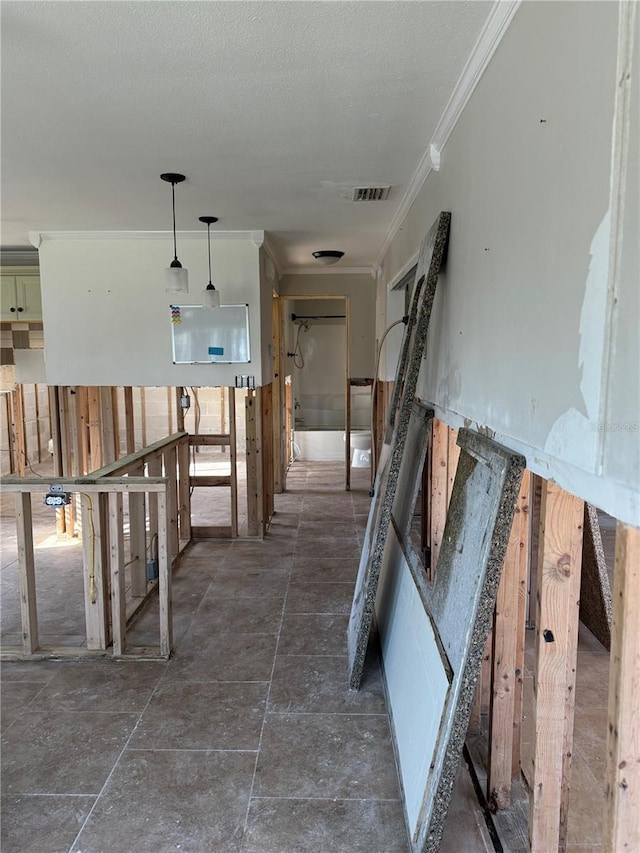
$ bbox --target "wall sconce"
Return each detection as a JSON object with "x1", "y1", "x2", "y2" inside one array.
[
  {"x1": 199, "y1": 216, "x2": 221, "y2": 308},
  {"x1": 312, "y1": 250, "x2": 344, "y2": 266},
  {"x1": 161, "y1": 173, "x2": 189, "y2": 293}
]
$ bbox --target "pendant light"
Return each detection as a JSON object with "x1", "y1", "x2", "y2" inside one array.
[
  {"x1": 199, "y1": 216, "x2": 221, "y2": 308},
  {"x1": 161, "y1": 173, "x2": 189, "y2": 293}
]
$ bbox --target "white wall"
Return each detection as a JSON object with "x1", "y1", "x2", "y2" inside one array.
[
  {"x1": 378, "y1": 1, "x2": 639, "y2": 527},
  {"x1": 37, "y1": 233, "x2": 266, "y2": 389}
]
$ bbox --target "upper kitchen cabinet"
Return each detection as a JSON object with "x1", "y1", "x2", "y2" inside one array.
[{"x1": 0, "y1": 269, "x2": 42, "y2": 321}]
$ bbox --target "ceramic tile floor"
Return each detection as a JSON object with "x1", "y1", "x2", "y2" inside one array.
[{"x1": 1, "y1": 461, "x2": 492, "y2": 852}]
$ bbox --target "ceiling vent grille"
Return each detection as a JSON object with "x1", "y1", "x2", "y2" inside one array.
[{"x1": 352, "y1": 186, "x2": 391, "y2": 202}]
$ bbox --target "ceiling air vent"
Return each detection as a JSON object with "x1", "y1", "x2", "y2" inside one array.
[{"x1": 352, "y1": 186, "x2": 391, "y2": 202}]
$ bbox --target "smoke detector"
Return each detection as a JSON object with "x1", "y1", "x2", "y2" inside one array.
[{"x1": 352, "y1": 186, "x2": 391, "y2": 202}]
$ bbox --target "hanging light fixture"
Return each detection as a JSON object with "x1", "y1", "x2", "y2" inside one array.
[
  {"x1": 160, "y1": 173, "x2": 189, "y2": 293},
  {"x1": 199, "y1": 215, "x2": 220, "y2": 308}
]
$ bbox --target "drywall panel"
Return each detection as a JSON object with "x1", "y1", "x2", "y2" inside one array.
[
  {"x1": 14, "y1": 350, "x2": 46, "y2": 384},
  {"x1": 348, "y1": 214, "x2": 449, "y2": 689},
  {"x1": 376, "y1": 533, "x2": 449, "y2": 836},
  {"x1": 37, "y1": 235, "x2": 264, "y2": 388},
  {"x1": 279, "y1": 273, "x2": 375, "y2": 378},
  {"x1": 378, "y1": 2, "x2": 638, "y2": 525},
  {"x1": 377, "y1": 430, "x2": 524, "y2": 852}
]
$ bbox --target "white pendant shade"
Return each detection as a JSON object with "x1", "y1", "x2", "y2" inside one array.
[
  {"x1": 165, "y1": 266, "x2": 189, "y2": 293},
  {"x1": 202, "y1": 286, "x2": 221, "y2": 309}
]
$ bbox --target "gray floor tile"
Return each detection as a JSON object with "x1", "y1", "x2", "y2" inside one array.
[
  {"x1": 206, "y1": 566, "x2": 290, "y2": 599},
  {"x1": 1, "y1": 794, "x2": 95, "y2": 853},
  {"x1": 29, "y1": 661, "x2": 166, "y2": 713},
  {"x1": 70, "y1": 749, "x2": 255, "y2": 853},
  {"x1": 1, "y1": 711, "x2": 137, "y2": 795},
  {"x1": 268, "y1": 654, "x2": 386, "y2": 715},
  {"x1": 278, "y1": 614, "x2": 349, "y2": 656},
  {"x1": 0, "y1": 681, "x2": 48, "y2": 726},
  {"x1": 294, "y1": 537, "x2": 361, "y2": 559},
  {"x1": 130, "y1": 681, "x2": 267, "y2": 750},
  {"x1": 286, "y1": 581, "x2": 353, "y2": 615},
  {"x1": 192, "y1": 592, "x2": 284, "y2": 634},
  {"x1": 242, "y1": 798, "x2": 409, "y2": 853},
  {"x1": 291, "y1": 556, "x2": 359, "y2": 584},
  {"x1": 165, "y1": 630, "x2": 279, "y2": 682},
  {"x1": 254, "y1": 713, "x2": 400, "y2": 800}
]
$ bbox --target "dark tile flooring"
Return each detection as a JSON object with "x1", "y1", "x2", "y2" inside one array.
[{"x1": 1, "y1": 462, "x2": 491, "y2": 852}]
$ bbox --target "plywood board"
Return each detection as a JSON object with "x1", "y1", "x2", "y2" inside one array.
[{"x1": 348, "y1": 212, "x2": 450, "y2": 688}]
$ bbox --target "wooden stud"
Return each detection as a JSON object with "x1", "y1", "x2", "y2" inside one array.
[
  {"x1": 59, "y1": 388, "x2": 76, "y2": 535},
  {"x1": 175, "y1": 387, "x2": 185, "y2": 433},
  {"x1": 345, "y1": 372, "x2": 351, "y2": 491},
  {"x1": 147, "y1": 454, "x2": 162, "y2": 561},
  {"x1": 80, "y1": 492, "x2": 110, "y2": 650},
  {"x1": 108, "y1": 491, "x2": 126, "y2": 655},
  {"x1": 12, "y1": 384, "x2": 26, "y2": 476},
  {"x1": 229, "y1": 387, "x2": 238, "y2": 538},
  {"x1": 284, "y1": 378, "x2": 292, "y2": 469},
  {"x1": 272, "y1": 295, "x2": 284, "y2": 491},
  {"x1": 124, "y1": 387, "x2": 135, "y2": 455},
  {"x1": 5, "y1": 392, "x2": 16, "y2": 474},
  {"x1": 34, "y1": 383, "x2": 42, "y2": 463},
  {"x1": 261, "y1": 383, "x2": 274, "y2": 525},
  {"x1": 167, "y1": 387, "x2": 174, "y2": 434},
  {"x1": 99, "y1": 387, "x2": 116, "y2": 465},
  {"x1": 603, "y1": 523, "x2": 640, "y2": 852},
  {"x1": 157, "y1": 488, "x2": 173, "y2": 657},
  {"x1": 220, "y1": 386, "x2": 226, "y2": 453},
  {"x1": 430, "y1": 418, "x2": 449, "y2": 574},
  {"x1": 245, "y1": 390, "x2": 263, "y2": 537},
  {"x1": 15, "y1": 492, "x2": 38, "y2": 654},
  {"x1": 528, "y1": 481, "x2": 583, "y2": 853},
  {"x1": 140, "y1": 387, "x2": 147, "y2": 447},
  {"x1": 528, "y1": 474, "x2": 544, "y2": 627},
  {"x1": 129, "y1": 463, "x2": 147, "y2": 598},
  {"x1": 87, "y1": 387, "x2": 103, "y2": 471},
  {"x1": 513, "y1": 472, "x2": 531, "y2": 779},
  {"x1": 178, "y1": 437, "x2": 191, "y2": 542},
  {"x1": 164, "y1": 445, "x2": 179, "y2": 560},
  {"x1": 488, "y1": 471, "x2": 530, "y2": 810},
  {"x1": 111, "y1": 386, "x2": 121, "y2": 459}
]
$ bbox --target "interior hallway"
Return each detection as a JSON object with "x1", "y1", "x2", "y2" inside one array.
[{"x1": 1, "y1": 461, "x2": 492, "y2": 853}]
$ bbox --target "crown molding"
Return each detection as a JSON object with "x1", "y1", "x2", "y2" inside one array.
[
  {"x1": 0, "y1": 248, "x2": 40, "y2": 266},
  {"x1": 262, "y1": 235, "x2": 283, "y2": 280},
  {"x1": 29, "y1": 230, "x2": 264, "y2": 245},
  {"x1": 375, "y1": 0, "x2": 521, "y2": 269},
  {"x1": 282, "y1": 266, "x2": 374, "y2": 277},
  {"x1": 388, "y1": 250, "x2": 419, "y2": 291}
]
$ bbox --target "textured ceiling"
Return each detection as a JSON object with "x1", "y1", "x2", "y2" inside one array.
[{"x1": 1, "y1": 0, "x2": 492, "y2": 270}]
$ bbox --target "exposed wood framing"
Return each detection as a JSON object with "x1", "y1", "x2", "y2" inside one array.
[
  {"x1": 345, "y1": 371, "x2": 351, "y2": 491},
  {"x1": 99, "y1": 386, "x2": 116, "y2": 465},
  {"x1": 272, "y1": 295, "x2": 285, "y2": 492},
  {"x1": 603, "y1": 522, "x2": 640, "y2": 852},
  {"x1": 87, "y1": 387, "x2": 103, "y2": 470},
  {"x1": 430, "y1": 418, "x2": 449, "y2": 574},
  {"x1": 164, "y1": 445, "x2": 179, "y2": 559},
  {"x1": 124, "y1": 386, "x2": 135, "y2": 455},
  {"x1": 229, "y1": 387, "x2": 238, "y2": 537},
  {"x1": 157, "y1": 488, "x2": 172, "y2": 657},
  {"x1": 108, "y1": 491, "x2": 126, "y2": 656},
  {"x1": 528, "y1": 482, "x2": 584, "y2": 853},
  {"x1": 488, "y1": 471, "x2": 531, "y2": 810},
  {"x1": 12, "y1": 384, "x2": 26, "y2": 476},
  {"x1": 5, "y1": 392, "x2": 16, "y2": 474},
  {"x1": 178, "y1": 437, "x2": 191, "y2": 542},
  {"x1": 47, "y1": 386, "x2": 66, "y2": 536},
  {"x1": 34, "y1": 383, "x2": 42, "y2": 463},
  {"x1": 245, "y1": 390, "x2": 263, "y2": 537},
  {"x1": 261, "y1": 383, "x2": 274, "y2": 526},
  {"x1": 80, "y1": 492, "x2": 111, "y2": 650},
  {"x1": 446, "y1": 426, "x2": 460, "y2": 506},
  {"x1": 140, "y1": 387, "x2": 147, "y2": 447},
  {"x1": 129, "y1": 462, "x2": 147, "y2": 598},
  {"x1": 15, "y1": 492, "x2": 38, "y2": 654},
  {"x1": 111, "y1": 386, "x2": 120, "y2": 459},
  {"x1": 175, "y1": 387, "x2": 185, "y2": 433}
]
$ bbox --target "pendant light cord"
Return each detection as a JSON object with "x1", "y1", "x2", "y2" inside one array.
[
  {"x1": 171, "y1": 182, "x2": 178, "y2": 262},
  {"x1": 207, "y1": 222, "x2": 213, "y2": 285}
]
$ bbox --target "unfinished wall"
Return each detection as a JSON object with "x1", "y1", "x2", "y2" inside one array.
[
  {"x1": 378, "y1": 1, "x2": 638, "y2": 528},
  {"x1": 36, "y1": 234, "x2": 267, "y2": 389},
  {"x1": 374, "y1": 0, "x2": 638, "y2": 834}
]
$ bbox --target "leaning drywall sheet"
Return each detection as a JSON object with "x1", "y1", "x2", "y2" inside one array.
[
  {"x1": 348, "y1": 211, "x2": 451, "y2": 688},
  {"x1": 403, "y1": 430, "x2": 523, "y2": 853}
]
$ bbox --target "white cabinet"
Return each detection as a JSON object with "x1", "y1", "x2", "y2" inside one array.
[{"x1": 1, "y1": 271, "x2": 42, "y2": 321}]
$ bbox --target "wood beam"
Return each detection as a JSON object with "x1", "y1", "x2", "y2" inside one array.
[
  {"x1": 15, "y1": 492, "x2": 38, "y2": 654},
  {"x1": 124, "y1": 386, "x2": 135, "y2": 455},
  {"x1": 229, "y1": 387, "x2": 238, "y2": 538},
  {"x1": 488, "y1": 471, "x2": 530, "y2": 809},
  {"x1": 430, "y1": 418, "x2": 449, "y2": 574},
  {"x1": 603, "y1": 522, "x2": 640, "y2": 852},
  {"x1": 108, "y1": 491, "x2": 126, "y2": 656},
  {"x1": 245, "y1": 390, "x2": 262, "y2": 537},
  {"x1": 528, "y1": 482, "x2": 583, "y2": 853},
  {"x1": 129, "y1": 463, "x2": 147, "y2": 598}
]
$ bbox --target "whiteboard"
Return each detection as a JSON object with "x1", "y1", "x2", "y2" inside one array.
[{"x1": 170, "y1": 304, "x2": 250, "y2": 364}]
